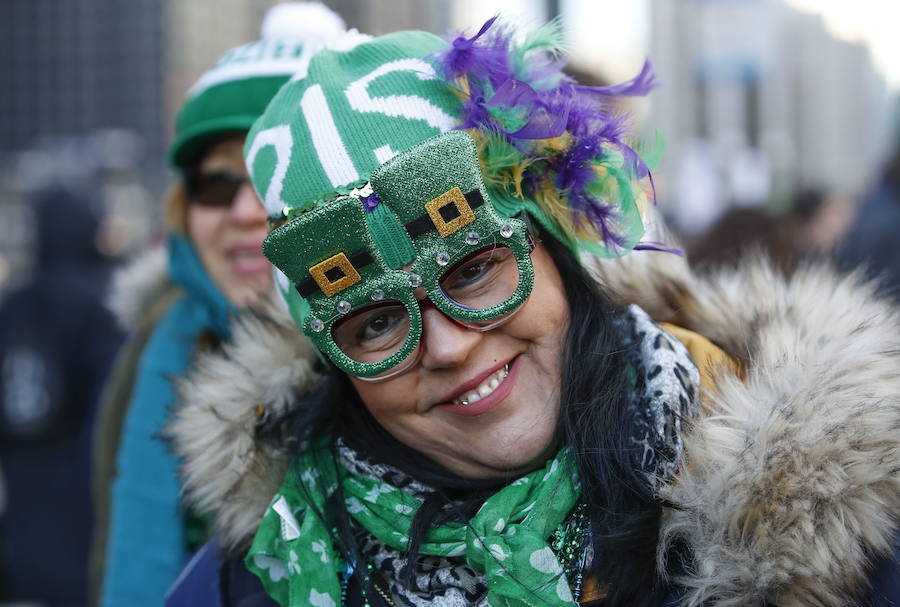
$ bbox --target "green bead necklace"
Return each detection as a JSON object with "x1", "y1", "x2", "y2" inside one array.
[{"x1": 550, "y1": 501, "x2": 591, "y2": 601}]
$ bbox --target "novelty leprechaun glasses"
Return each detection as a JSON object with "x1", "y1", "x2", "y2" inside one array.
[
  {"x1": 335, "y1": 239, "x2": 531, "y2": 381},
  {"x1": 262, "y1": 132, "x2": 537, "y2": 380},
  {"x1": 293, "y1": 199, "x2": 536, "y2": 381}
]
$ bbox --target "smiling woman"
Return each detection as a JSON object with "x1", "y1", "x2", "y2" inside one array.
[
  {"x1": 90, "y1": 5, "x2": 352, "y2": 606},
  {"x1": 186, "y1": 137, "x2": 272, "y2": 307},
  {"x1": 166, "y1": 16, "x2": 900, "y2": 607}
]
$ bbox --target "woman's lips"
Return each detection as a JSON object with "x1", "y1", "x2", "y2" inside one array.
[
  {"x1": 227, "y1": 247, "x2": 271, "y2": 275},
  {"x1": 435, "y1": 356, "x2": 522, "y2": 417}
]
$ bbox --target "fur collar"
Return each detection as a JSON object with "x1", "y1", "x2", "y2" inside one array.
[
  {"x1": 107, "y1": 245, "x2": 172, "y2": 331},
  {"x1": 168, "y1": 247, "x2": 900, "y2": 607}
]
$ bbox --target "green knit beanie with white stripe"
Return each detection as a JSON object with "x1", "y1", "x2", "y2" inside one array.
[
  {"x1": 245, "y1": 30, "x2": 462, "y2": 214},
  {"x1": 169, "y1": 2, "x2": 355, "y2": 170},
  {"x1": 248, "y1": 20, "x2": 662, "y2": 334}
]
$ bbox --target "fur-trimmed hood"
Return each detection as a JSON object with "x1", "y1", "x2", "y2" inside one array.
[
  {"x1": 107, "y1": 245, "x2": 172, "y2": 331},
  {"x1": 168, "y1": 248, "x2": 900, "y2": 607}
]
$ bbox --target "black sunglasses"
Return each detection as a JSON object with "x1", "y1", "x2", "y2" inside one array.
[{"x1": 185, "y1": 170, "x2": 248, "y2": 208}]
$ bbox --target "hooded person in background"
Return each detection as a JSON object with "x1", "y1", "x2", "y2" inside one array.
[
  {"x1": 90, "y1": 4, "x2": 355, "y2": 606},
  {"x1": 839, "y1": 139, "x2": 900, "y2": 298},
  {"x1": 0, "y1": 187, "x2": 121, "y2": 606}
]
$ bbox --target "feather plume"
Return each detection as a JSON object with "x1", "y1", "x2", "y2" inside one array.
[{"x1": 431, "y1": 17, "x2": 667, "y2": 256}]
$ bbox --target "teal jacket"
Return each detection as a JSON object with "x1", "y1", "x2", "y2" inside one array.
[{"x1": 100, "y1": 235, "x2": 231, "y2": 607}]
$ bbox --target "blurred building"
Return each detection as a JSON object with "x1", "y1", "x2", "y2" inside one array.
[
  {"x1": 649, "y1": 0, "x2": 892, "y2": 234},
  {"x1": 1, "y1": 0, "x2": 894, "y2": 277},
  {"x1": 0, "y1": 0, "x2": 165, "y2": 173},
  {"x1": 0, "y1": 1, "x2": 165, "y2": 291},
  {"x1": 164, "y1": 0, "x2": 451, "y2": 141}
]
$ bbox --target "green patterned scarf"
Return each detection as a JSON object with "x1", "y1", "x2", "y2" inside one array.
[
  {"x1": 245, "y1": 305, "x2": 702, "y2": 606},
  {"x1": 247, "y1": 445, "x2": 580, "y2": 607}
]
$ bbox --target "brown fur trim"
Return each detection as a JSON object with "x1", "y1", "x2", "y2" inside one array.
[
  {"x1": 592, "y1": 250, "x2": 900, "y2": 606},
  {"x1": 165, "y1": 294, "x2": 320, "y2": 552}
]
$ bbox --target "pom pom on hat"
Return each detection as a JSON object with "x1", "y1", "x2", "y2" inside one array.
[
  {"x1": 261, "y1": 2, "x2": 346, "y2": 42},
  {"x1": 170, "y1": 2, "x2": 351, "y2": 170}
]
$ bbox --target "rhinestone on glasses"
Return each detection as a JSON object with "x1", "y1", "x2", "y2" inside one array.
[
  {"x1": 336, "y1": 300, "x2": 352, "y2": 315},
  {"x1": 371, "y1": 289, "x2": 385, "y2": 301},
  {"x1": 465, "y1": 231, "x2": 480, "y2": 245},
  {"x1": 309, "y1": 317, "x2": 325, "y2": 333},
  {"x1": 499, "y1": 222, "x2": 514, "y2": 238},
  {"x1": 408, "y1": 273, "x2": 423, "y2": 288},
  {"x1": 436, "y1": 252, "x2": 451, "y2": 266}
]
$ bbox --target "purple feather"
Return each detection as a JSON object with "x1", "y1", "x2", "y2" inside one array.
[
  {"x1": 487, "y1": 79, "x2": 570, "y2": 139},
  {"x1": 436, "y1": 16, "x2": 510, "y2": 82},
  {"x1": 634, "y1": 242, "x2": 683, "y2": 255},
  {"x1": 429, "y1": 16, "x2": 667, "y2": 252},
  {"x1": 486, "y1": 78, "x2": 538, "y2": 111},
  {"x1": 573, "y1": 59, "x2": 658, "y2": 98}
]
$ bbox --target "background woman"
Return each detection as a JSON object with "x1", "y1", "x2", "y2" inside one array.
[
  {"x1": 169, "y1": 19, "x2": 900, "y2": 607},
  {"x1": 91, "y1": 5, "x2": 351, "y2": 605}
]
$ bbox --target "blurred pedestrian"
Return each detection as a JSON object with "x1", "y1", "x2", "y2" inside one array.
[
  {"x1": 689, "y1": 188, "x2": 855, "y2": 274},
  {"x1": 839, "y1": 142, "x2": 900, "y2": 298},
  {"x1": 90, "y1": 4, "x2": 353, "y2": 606},
  {"x1": 0, "y1": 186, "x2": 121, "y2": 606}
]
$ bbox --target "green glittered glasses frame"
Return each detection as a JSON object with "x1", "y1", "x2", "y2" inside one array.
[
  {"x1": 262, "y1": 131, "x2": 538, "y2": 380},
  {"x1": 307, "y1": 215, "x2": 536, "y2": 381},
  {"x1": 335, "y1": 228, "x2": 537, "y2": 382}
]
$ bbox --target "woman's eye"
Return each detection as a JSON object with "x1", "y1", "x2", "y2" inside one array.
[
  {"x1": 450, "y1": 259, "x2": 494, "y2": 288},
  {"x1": 359, "y1": 312, "x2": 403, "y2": 342}
]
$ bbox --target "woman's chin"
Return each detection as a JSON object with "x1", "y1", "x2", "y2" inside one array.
[
  {"x1": 437, "y1": 426, "x2": 561, "y2": 480},
  {"x1": 220, "y1": 275, "x2": 273, "y2": 308}
]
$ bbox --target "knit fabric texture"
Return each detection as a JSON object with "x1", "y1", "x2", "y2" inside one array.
[
  {"x1": 245, "y1": 30, "x2": 462, "y2": 216},
  {"x1": 171, "y1": 38, "x2": 321, "y2": 170}
]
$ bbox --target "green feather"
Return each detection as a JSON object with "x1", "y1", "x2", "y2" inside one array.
[
  {"x1": 519, "y1": 17, "x2": 565, "y2": 57},
  {"x1": 635, "y1": 129, "x2": 665, "y2": 172},
  {"x1": 513, "y1": 17, "x2": 566, "y2": 86}
]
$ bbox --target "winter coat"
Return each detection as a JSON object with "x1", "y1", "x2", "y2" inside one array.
[
  {"x1": 165, "y1": 245, "x2": 900, "y2": 607},
  {"x1": 90, "y1": 236, "x2": 232, "y2": 607},
  {"x1": 88, "y1": 246, "x2": 179, "y2": 606}
]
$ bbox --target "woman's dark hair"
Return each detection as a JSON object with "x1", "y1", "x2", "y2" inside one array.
[{"x1": 266, "y1": 229, "x2": 670, "y2": 606}]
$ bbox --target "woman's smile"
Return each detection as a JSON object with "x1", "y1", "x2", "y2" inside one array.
[{"x1": 435, "y1": 355, "x2": 519, "y2": 416}]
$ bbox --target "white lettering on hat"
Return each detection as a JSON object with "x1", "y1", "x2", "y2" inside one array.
[
  {"x1": 345, "y1": 58, "x2": 456, "y2": 132},
  {"x1": 301, "y1": 84, "x2": 361, "y2": 187},
  {"x1": 245, "y1": 124, "x2": 294, "y2": 216}
]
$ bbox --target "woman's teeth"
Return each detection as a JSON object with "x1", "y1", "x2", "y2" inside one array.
[{"x1": 453, "y1": 364, "x2": 509, "y2": 405}]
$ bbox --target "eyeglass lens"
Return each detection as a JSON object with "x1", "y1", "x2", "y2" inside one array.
[
  {"x1": 188, "y1": 171, "x2": 247, "y2": 208},
  {"x1": 332, "y1": 244, "x2": 521, "y2": 366}
]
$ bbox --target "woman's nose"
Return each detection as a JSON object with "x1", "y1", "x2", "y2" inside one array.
[
  {"x1": 230, "y1": 182, "x2": 267, "y2": 225},
  {"x1": 418, "y1": 305, "x2": 482, "y2": 370}
]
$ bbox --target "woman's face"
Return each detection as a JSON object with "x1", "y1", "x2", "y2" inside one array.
[
  {"x1": 349, "y1": 242, "x2": 569, "y2": 479},
  {"x1": 187, "y1": 136, "x2": 272, "y2": 307}
]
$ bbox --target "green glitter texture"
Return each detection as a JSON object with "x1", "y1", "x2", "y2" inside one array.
[
  {"x1": 263, "y1": 196, "x2": 422, "y2": 377},
  {"x1": 262, "y1": 131, "x2": 536, "y2": 378},
  {"x1": 370, "y1": 131, "x2": 534, "y2": 324}
]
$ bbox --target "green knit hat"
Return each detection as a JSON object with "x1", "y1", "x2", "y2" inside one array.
[
  {"x1": 248, "y1": 19, "x2": 663, "y2": 348},
  {"x1": 245, "y1": 30, "x2": 461, "y2": 213},
  {"x1": 169, "y1": 3, "x2": 354, "y2": 170}
]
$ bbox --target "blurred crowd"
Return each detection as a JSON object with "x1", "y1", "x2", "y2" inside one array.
[{"x1": 0, "y1": 1, "x2": 898, "y2": 606}]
